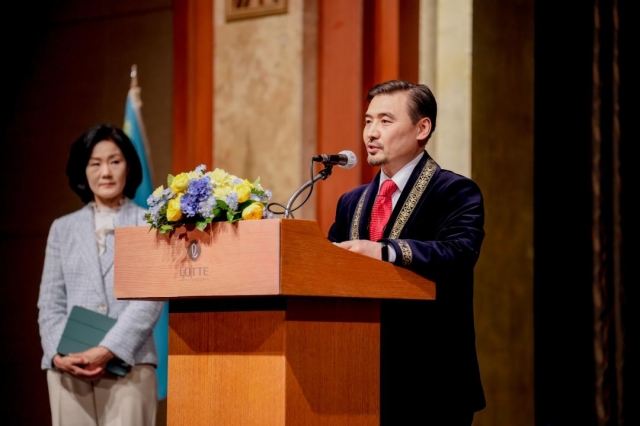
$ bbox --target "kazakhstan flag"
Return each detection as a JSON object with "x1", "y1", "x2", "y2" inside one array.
[
  {"x1": 123, "y1": 69, "x2": 153, "y2": 206},
  {"x1": 123, "y1": 65, "x2": 169, "y2": 401}
]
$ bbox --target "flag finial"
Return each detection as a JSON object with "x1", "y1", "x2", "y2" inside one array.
[{"x1": 130, "y1": 64, "x2": 138, "y2": 89}]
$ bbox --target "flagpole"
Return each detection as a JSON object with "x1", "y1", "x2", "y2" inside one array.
[
  {"x1": 129, "y1": 64, "x2": 142, "y2": 106},
  {"x1": 130, "y1": 64, "x2": 138, "y2": 89}
]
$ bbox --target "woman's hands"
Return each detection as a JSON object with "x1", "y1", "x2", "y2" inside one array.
[{"x1": 53, "y1": 346, "x2": 115, "y2": 379}]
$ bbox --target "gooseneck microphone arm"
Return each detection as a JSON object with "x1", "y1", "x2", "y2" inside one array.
[
  {"x1": 272, "y1": 150, "x2": 356, "y2": 219},
  {"x1": 283, "y1": 166, "x2": 333, "y2": 219}
]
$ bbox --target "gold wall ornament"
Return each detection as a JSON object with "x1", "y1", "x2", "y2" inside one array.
[{"x1": 226, "y1": 0, "x2": 288, "y2": 22}]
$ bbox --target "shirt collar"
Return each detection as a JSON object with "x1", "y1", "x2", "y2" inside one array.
[{"x1": 379, "y1": 151, "x2": 424, "y2": 193}]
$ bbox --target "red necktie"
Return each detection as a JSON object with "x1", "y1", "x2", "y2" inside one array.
[{"x1": 369, "y1": 179, "x2": 397, "y2": 241}]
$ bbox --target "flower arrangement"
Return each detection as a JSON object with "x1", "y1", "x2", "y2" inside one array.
[{"x1": 145, "y1": 164, "x2": 274, "y2": 234}]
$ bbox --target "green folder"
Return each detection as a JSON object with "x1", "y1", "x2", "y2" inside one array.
[{"x1": 56, "y1": 306, "x2": 130, "y2": 377}]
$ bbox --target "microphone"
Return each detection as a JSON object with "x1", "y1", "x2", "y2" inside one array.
[{"x1": 312, "y1": 150, "x2": 357, "y2": 169}]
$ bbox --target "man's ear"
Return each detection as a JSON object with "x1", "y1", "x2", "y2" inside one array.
[{"x1": 416, "y1": 117, "x2": 431, "y2": 142}]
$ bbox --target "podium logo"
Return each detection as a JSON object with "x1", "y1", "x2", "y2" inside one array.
[
  {"x1": 180, "y1": 240, "x2": 208, "y2": 279},
  {"x1": 187, "y1": 240, "x2": 201, "y2": 261}
]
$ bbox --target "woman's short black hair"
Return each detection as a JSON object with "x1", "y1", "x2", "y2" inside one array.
[{"x1": 66, "y1": 124, "x2": 143, "y2": 204}]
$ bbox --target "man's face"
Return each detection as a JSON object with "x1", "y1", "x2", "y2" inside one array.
[
  {"x1": 85, "y1": 140, "x2": 129, "y2": 208},
  {"x1": 363, "y1": 91, "x2": 429, "y2": 177}
]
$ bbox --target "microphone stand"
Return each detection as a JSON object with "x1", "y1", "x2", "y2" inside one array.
[{"x1": 283, "y1": 165, "x2": 333, "y2": 218}]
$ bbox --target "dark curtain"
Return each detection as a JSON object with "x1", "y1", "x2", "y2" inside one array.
[
  {"x1": 534, "y1": 0, "x2": 636, "y2": 425},
  {"x1": 590, "y1": 2, "x2": 621, "y2": 425},
  {"x1": 592, "y1": 0, "x2": 637, "y2": 425}
]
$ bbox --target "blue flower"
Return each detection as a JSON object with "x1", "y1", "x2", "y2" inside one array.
[
  {"x1": 180, "y1": 176, "x2": 213, "y2": 218},
  {"x1": 224, "y1": 192, "x2": 239, "y2": 211},
  {"x1": 194, "y1": 164, "x2": 206, "y2": 175}
]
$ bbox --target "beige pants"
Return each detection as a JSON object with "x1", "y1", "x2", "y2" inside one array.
[{"x1": 46, "y1": 365, "x2": 157, "y2": 426}]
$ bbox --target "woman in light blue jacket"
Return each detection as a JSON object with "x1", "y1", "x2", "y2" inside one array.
[{"x1": 37, "y1": 124, "x2": 163, "y2": 426}]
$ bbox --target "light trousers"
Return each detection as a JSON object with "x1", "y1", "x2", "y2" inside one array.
[{"x1": 46, "y1": 365, "x2": 157, "y2": 426}]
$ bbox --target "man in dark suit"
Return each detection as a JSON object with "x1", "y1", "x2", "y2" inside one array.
[{"x1": 329, "y1": 80, "x2": 486, "y2": 425}]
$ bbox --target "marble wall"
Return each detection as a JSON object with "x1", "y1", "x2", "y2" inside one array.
[
  {"x1": 213, "y1": 0, "x2": 317, "y2": 218},
  {"x1": 420, "y1": 0, "x2": 473, "y2": 177}
]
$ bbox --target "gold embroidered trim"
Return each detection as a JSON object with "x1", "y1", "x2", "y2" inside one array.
[
  {"x1": 397, "y1": 240, "x2": 412, "y2": 265},
  {"x1": 351, "y1": 188, "x2": 369, "y2": 240},
  {"x1": 388, "y1": 157, "x2": 436, "y2": 239}
]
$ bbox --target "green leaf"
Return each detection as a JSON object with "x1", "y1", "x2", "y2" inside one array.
[
  {"x1": 217, "y1": 199, "x2": 230, "y2": 210},
  {"x1": 160, "y1": 224, "x2": 174, "y2": 233},
  {"x1": 167, "y1": 174, "x2": 175, "y2": 187}
]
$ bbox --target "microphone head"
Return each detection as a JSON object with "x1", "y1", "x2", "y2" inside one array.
[{"x1": 339, "y1": 150, "x2": 357, "y2": 169}]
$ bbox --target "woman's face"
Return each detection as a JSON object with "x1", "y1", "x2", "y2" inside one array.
[{"x1": 86, "y1": 139, "x2": 129, "y2": 208}]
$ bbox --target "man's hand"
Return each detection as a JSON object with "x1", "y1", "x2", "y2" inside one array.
[{"x1": 333, "y1": 239, "x2": 383, "y2": 260}]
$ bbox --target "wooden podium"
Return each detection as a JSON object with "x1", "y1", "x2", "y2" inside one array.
[{"x1": 114, "y1": 219, "x2": 435, "y2": 426}]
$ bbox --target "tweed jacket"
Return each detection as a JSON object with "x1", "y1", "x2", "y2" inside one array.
[
  {"x1": 38, "y1": 198, "x2": 163, "y2": 370},
  {"x1": 328, "y1": 151, "x2": 486, "y2": 414}
]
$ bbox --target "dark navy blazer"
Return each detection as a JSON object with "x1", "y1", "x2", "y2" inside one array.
[{"x1": 328, "y1": 151, "x2": 486, "y2": 420}]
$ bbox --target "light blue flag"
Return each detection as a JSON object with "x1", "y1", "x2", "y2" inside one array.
[
  {"x1": 123, "y1": 66, "x2": 169, "y2": 401},
  {"x1": 124, "y1": 87, "x2": 153, "y2": 206}
]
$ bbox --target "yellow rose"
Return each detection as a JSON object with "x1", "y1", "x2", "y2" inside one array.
[
  {"x1": 152, "y1": 185, "x2": 165, "y2": 197},
  {"x1": 171, "y1": 173, "x2": 190, "y2": 194},
  {"x1": 213, "y1": 185, "x2": 231, "y2": 199},
  {"x1": 235, "y1": 181, "x2": 253, "y2": 203},
  {"x1": 208, "y1": 168, "x2": 230, "y2": 185},
  {"x1": 166, "y1": 197, "x2": 183, "y2": 222},
  {"x1": 242, "y1": 202, "x2": 263, "y2": 220}
]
